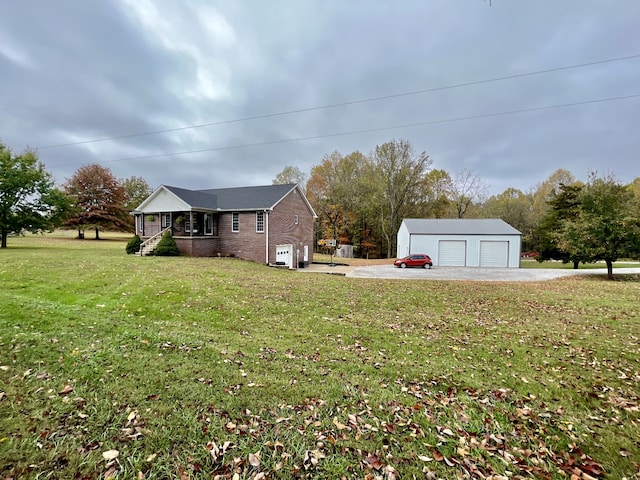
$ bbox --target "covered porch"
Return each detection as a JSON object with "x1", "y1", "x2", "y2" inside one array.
[
  {"x1": 134, "y1": 211, "x2": 220, "y2": 256},
  {"x1": 135, "y1": 211, "x2": 218, "y2": 238}
]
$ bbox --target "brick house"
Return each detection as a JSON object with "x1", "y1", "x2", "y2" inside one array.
[{"x1": 132, "y1": 183, "x2": 317, "y2": 268}]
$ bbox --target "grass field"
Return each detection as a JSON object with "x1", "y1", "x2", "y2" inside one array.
[{"x1": 1, "y1": 233, "x2": 639, "y2": 479}]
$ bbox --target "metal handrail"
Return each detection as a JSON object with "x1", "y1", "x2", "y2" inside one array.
[{"x1": 139, "y1": 226, "x2": 171, "y2": 255}]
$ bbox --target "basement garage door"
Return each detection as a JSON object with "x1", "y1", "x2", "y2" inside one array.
[
  {"x1": 480, "y1": 241, "x2": 509, "y2": 267},
  {"x1": 275, "y1": 244, "x2": 293, "y2": 267},
  {"x1": 438, "y1": 240, "x2": 466, "y2": 266}
]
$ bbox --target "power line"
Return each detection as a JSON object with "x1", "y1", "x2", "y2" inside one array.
[
  {"x1": 92, "y1": 93, "x2": 640, "y2": 165},
  {"x1": 36, "y1": 53, "x2": 640, "y2": 150}
]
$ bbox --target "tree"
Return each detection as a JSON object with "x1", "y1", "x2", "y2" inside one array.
[
  {"x1": 449, "y1": 169, "x2": 487, "y2": 218},
  {"x1": 628, "y1": 177, "x2": 640, "y2": 219},
  {"x1": 371, "y1": 139, "x2": 432, "y2": 257},
  {"x1": 421, "y1": 169, "x2": 453, "y2": 219},
  {"x1": 528, "y1": 169, "x2": 576, "y2": 253},
  {"x1": 123, "y1": 176, "x2": 152, "y2": 212},
  {"x1": 554, "y1": 173, "x2": 640, "y2": 279},
  {"x1": 483, "y1": 188, "x2": 534, "y2": 248},
  {"x1": 122, "y1": 176, "x2": 152, "y2": 230},
  {"x1": 530, "y1": 169, "x2": 575, "y2": 225},
  {"x1": 273, "y1": 165, "x2": 307, "y2": 190},
  {"x1": 535, "y1": 183, "x2": 584, "y2": 268},
  {"x1": 63, "y1": 164, "x2": 130, "y2": 239},
  {"x1": 0, "y1": 142, "x2": 71, "y2": 248},
  {"x1": 307, "y1": 151, "x2": 371, "y2": 250}
]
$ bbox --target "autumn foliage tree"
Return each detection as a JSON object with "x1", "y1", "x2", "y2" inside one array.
[
  {"x1": 63, "y1": 164, "x2": 130, "y2": 239},
  {"x1": 372, "y1": 139, "x2": 432, "y2": 257}
]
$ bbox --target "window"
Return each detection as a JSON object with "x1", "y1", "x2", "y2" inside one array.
[
  {"x1": 256, "y1": 211, "x2": 264, "y2": 233},
  {"x1": 232, "y1": 212, "x2": 239, "y2": 232},
  {"x1": 185, "y1": 216, "x2": 199, "y2": 233},
  {"x1": 294, "y1": 214, "x2": 299, "y2": 225},
  {"x1": 204, "y1": 214, "x2": 213, "y2": 235},
  {"x1": 161, "y1": 213, "x2": 171, "y2": 228}
]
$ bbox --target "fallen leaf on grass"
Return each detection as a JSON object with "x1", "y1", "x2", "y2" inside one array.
[
  {"x1": 365, "y1": 453, "x2": 383, "y2": 471},
  {"x1": 333, "y1": 417, "x2": 347, "y2": 430},
  {"x1": 104, "y1": 465, "x2": 117, "y2": 479},
  {"x1": 102, "y1": 449, "x2": 120, "y2": 461},
  {"x1": 248, "y1": 452, "x2": 260, "y2": 467},
  {"x1": 58, "y1": 385, "x2": 73, "y2": 395}
]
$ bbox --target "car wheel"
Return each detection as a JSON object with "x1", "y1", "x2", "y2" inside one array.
[
  {"x1": 423, "y1": 263, "x2": 429, "y2": 269},
  {"x1": 400, "y1": 263, "x2": 407, "y2": 268}
]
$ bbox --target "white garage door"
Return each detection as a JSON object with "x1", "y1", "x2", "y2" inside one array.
[
  {"x1": 438, "y1": 240, "x2": 466, "y2": 266},
  {"x1": 275, "y1": 244, "x2": 293, "y2": 267},
  {"x1": 480, "y1": 241, "x2": 509, "y2": 267}
]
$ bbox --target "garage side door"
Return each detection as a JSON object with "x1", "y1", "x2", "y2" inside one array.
[
  {"x1": 480, "y1": 241, "x2": 508, "y2": 267},
  {"x1": 438, "y1": 240, "x2": 466, "y2": 266}
]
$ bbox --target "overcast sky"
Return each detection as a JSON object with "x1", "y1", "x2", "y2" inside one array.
[{"x1": 1, "y1": 1, "x2": 639, "y2": 196}]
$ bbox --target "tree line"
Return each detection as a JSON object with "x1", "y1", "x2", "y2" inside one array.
[
  {"x1": 2, "y1": 139, "x2": 639, "y2": 276},
  {"x1": 273, "y1": 139, "x2": 640, "y2": 273}
]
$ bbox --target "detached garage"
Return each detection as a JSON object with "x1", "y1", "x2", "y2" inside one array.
[{"x1": 397, "y1": 219, "x2": 522, "y2": 268}]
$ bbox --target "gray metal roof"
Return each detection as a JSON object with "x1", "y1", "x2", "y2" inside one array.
[
  {"x1": 402, "y1": 218, "x2": 521, "y2": 235},
  {"x1": 163, "y1": 184, "x2": 297, "y2": 211}
]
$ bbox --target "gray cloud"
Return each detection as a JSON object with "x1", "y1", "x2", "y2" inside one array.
[{"x1": 1, "y1": 0, "x2": 638, "y2": 194}]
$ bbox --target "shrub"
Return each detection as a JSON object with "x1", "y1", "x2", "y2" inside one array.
[
  {"x1": 153, "y1": 231, "x2": 180, "y2": 256},
  {"x1": 125, "y1": 235, "x2": 142, "y2": 254}
]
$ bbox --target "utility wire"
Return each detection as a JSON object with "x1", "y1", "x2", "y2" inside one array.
[
  {"x1": 37, "y1": 53, "x2": 640, "y2": 150},
  {"x1": 93, "y1": 93, "x2": 640, "y2": 165}
]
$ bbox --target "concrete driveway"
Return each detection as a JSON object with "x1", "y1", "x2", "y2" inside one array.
[{"x1": 304, "y1": 263, "x2": 640, "y2": 281}]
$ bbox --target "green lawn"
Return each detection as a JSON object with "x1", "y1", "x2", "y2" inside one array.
[
  {"x1": 520, "y1": 259, "x2": 640, "y2": 269},
  {"x1": 1, "y1": 234, "x2": 639, "y2": 479}
]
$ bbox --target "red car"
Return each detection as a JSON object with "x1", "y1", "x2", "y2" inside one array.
[{"x1": 394, "y1": 254, "x2": 433, "y2": 269}]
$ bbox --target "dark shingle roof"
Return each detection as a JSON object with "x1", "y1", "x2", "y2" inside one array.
[
  {"x1": 199, "y1": 184, "x2": 296, "y2": 210},
  {"x1": 164, "y1": 186, "x2": 218, "y2": 210},
  {"x1": 402, "y1": 218, "x2": 521, "y2": 235},
  {"x1": 164, "y1": 184, "x2": 297, "y2": 211}
]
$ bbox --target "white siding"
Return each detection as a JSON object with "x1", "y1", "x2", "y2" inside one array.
[
  {"x1": 396, "y1": 219, "x2": 521, "y2": 268},
  {"x1": 139, "y1": 189, "x2": 190, "y2": 213},
  {"x1": 396, "y1": 222, "x2": 411, "y2": 257}
]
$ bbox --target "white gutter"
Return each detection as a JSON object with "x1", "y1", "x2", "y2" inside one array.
[{"x1": 264, "y1": 210, "x2": 269, "y2": 265}]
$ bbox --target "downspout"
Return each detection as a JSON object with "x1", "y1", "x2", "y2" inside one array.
[{"x1": 264, "y1": 210, "x2": 269, "y2": 265}]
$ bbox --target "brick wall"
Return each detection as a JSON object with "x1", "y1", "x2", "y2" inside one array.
[
  {"x1": 217, "y1": 212, "x2": 267, "y2": 262},
  {"x1": 175, "y1": 237, "x2": 219, "y2": 257},
  {"x1": 267, "y1": 189, "x2": 314, "y2": 266},
  {"x1": 216, "y1": 189, "x2": 315, "y2": 266}
]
